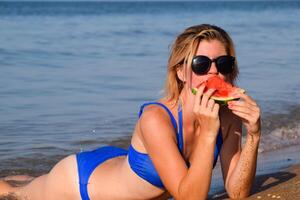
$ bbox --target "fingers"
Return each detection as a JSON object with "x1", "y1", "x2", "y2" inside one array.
[
  {"x1": 212, "y1": 103, "x2": 220, "y2": 116},
  {"x1": 193, "y1": 85, "x2": 216, "y2": 108},
  {"x1": 193, "y1": 85, "x2": 219, "y2": 115},
  {"x1": 234, "y1": 91, "x2": 257, "y2": 106},
  {"x1": 207, "y1": 99, "x2": 215, "y2": 111},
  {"x1": 228, "y1": 94, "x2": 261, "y2": 124},
  {"x1": 194, "y1": 84, "x2": 206, "y2": 109},
  {"x1": 192, "y1": 85, "x2": 220, "y2": 136},
  {"x1": 231, "y1": 110, "x2": 260, "y2": 127},
  {"x1": 230, "y1": 110, "x2": 251, "y2": 122},
  {"x1": 200, "y1": 89, "x2": 216, "y2": 109},
  {"x1": 228, "y1": 101, "x2": 259, "y2": 114}
]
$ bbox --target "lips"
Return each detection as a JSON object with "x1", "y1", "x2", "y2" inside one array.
[{"x1": 194, "y1": 75, "x2": 219, "y2": 88}]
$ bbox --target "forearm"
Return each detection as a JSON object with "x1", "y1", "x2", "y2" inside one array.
[
  {"x1": 226, "y1": 132, "x2": 261, "y2": 198},
  {"x1": 177, "y1": 134, "x2": 216, "y2": 200}
]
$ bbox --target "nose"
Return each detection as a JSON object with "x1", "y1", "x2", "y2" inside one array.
[{"x1": 208, "y1": 61, "x2": 218, "y2": 74}]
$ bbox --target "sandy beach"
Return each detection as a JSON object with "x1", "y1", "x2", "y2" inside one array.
[
  {"x1": 211, "y1": 164, "x2": 300, "y2": 200},
  {"x1": 245, "y1": 164, "x2": 300, "y2": 200},
  {"x1": 211, "y1": 144, "x2": 300, "y2": 200}
]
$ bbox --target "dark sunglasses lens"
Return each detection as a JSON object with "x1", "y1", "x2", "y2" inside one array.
[
  {"x1": 216, "y1": 56, "x2": 235, "y2": 74},
  {"x1": 192, "y1": 56, "x2": 211, "y2": 75}
]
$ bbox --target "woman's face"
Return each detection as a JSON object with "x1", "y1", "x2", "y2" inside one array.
[{"x1": 191, "y1": 39, "x2": 227, "y2": 88}]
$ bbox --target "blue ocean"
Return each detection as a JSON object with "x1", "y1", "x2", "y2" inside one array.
[{"x1": 1, "y1": 0, "x2": 300, "y2": 196}]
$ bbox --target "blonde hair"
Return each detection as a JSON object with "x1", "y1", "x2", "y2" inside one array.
[{"x1": 164, "y1": 24, "x2": 239, "y2": 102}]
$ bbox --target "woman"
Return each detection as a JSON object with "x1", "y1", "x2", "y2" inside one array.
[{"x1": 0, "y1": 24, "x2": 261, "y2": 200}]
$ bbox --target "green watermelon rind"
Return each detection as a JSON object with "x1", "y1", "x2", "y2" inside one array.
[{"x1": 191, "y1": 88, "x2": 245, "y2": 106}]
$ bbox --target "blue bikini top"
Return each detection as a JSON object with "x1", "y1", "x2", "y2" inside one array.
[{"x1": 128, "y1": 102, "x2": 223, "y2": 189}]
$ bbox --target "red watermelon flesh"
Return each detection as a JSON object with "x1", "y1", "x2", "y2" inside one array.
[
  {"x1": 192, "y1": 76, "x2": 245, "y2": 105},
  {"x1": 205, "y1": 76, "x2": 237, "y2": 97}
]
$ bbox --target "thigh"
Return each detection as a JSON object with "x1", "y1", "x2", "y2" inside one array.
[{"x1": 18, "y1": 155, "x2": 81, "y2": 200}]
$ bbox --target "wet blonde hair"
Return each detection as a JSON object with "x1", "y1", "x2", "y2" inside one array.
[{"x1": 164, "y1": 24, "x2": 239, "y2": 102}]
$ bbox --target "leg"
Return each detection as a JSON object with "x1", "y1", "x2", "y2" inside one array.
[{"x1": 1, "y1": 155, "x2": 80, "y2": 200}]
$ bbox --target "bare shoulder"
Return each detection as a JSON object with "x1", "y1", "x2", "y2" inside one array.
[
  {"x1": 139, "y1": 104, "x2": 177, "y2": 143},
  {"x1": 140, "y1": 104, "x2": 171, "y2": 122},
  {"x1": 138, "y1": 104, "x2": 187, "y2": 197}
]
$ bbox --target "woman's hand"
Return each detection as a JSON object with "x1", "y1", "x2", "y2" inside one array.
[
  {"x1": 228, "y1": 92, "x2": 261, "y2": 137},
  {"x1": 193, "y1": 85, "x2": 220, "y2": 139}
]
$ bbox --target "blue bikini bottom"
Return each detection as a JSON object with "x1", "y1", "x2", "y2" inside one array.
[{"x1": 76, "y1": 146, "x2": 127, "y2": 200}]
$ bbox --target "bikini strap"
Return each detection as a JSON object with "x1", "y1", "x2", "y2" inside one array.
[
  {"x1": 178, "y1": 105, "x2": 184, "y2": 154},
  {"x1": 139, "y1": 102, "x2": 177, "y2": 131},
  {"x1": 213, "y1": 129, "x2": 223, "y2": 167},
  {"x1": 139, "y1": 102, "x2": 184, "y2": 154}
]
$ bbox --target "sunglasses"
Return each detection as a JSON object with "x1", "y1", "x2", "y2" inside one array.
[{"x1": 191, "y1": 55, "x2": 235, "y2": 75}]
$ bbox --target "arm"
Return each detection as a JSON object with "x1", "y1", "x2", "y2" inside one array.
[
  {"x1": 226, "y1": 133, "x2": 260, "y2": 198},
  {"x1": 221, "y1": 93, "x2": 261, "y2": 199},
  {"x1": 140, "y1": 108, "x2": 217, "y2": 200},
  {"x1": 178, "y1": 130, "x2": 217, "y2": 200},
  {"x1": 140, "y1": 87, "x2": 220, "y2": 200}
]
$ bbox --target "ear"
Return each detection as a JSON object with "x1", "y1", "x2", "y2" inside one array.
[{"x1": 176, "y1": 67, "x2": 185, "y2": 82}]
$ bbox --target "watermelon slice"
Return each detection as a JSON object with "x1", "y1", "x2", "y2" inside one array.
[{"x1": 191, "y1": 76, "x2": 245, "y2": 105}]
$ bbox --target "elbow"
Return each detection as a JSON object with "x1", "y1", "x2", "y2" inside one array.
[
  {"x1": 176, "y1": 184, "x2": 188, "y2": 200},
  {"x1": 226, "y1": 186, "x2": 251, "y2": 199},
  {"x1": 177, "y1": 183, "x2": 208, "y2": 200},
  {"x1": 228, "y1": 193, "x2": 250, "y2": 200},
  {"x1": 226, "y1": 182, "x2": 251, "y2": 199}
]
